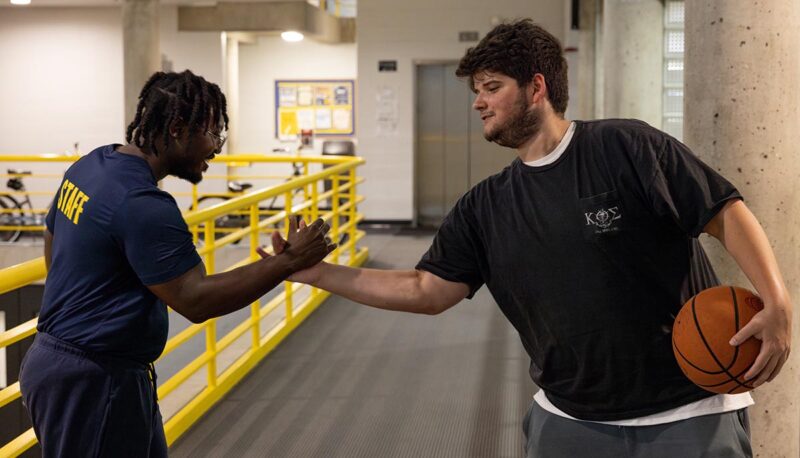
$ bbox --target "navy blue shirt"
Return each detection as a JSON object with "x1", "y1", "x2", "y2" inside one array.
[{"x1": 40, "y1": 145, "x2": 201, "y2": 363}]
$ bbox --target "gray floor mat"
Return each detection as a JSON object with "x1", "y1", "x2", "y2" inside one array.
[{"x1": 169, "y1": 233, "x2": 535, "y2": 458}]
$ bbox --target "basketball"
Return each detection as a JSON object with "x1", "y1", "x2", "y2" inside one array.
[{"x1": 672, "y1": 285, "x2": 764, "y2": 394}]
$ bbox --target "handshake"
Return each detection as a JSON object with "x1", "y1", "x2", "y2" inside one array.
[{"x1": 256, "y1": 216, "x2": 341, "y2": 283}]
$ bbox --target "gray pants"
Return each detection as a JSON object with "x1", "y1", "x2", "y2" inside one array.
[{"x1": 523, "y1": 402, "x2": 752, "y2": 458}]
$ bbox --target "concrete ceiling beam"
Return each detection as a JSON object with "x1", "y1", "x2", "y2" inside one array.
[{"x1": 178, "y1": 2, "x2": 355, "y2": 43}]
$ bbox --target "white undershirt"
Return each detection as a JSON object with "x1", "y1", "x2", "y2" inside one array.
[
  {"x1": 523, "y1": 121, "x2": 576, "y2": 167},
  {"x1": 525, "y1": 121, "x2": 754, "y2": 425},
  {"x1": 535, "y1": 390, "x2": 753, "y2": 426}
]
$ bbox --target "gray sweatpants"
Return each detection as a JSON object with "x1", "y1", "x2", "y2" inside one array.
[{"x1": 523, "y1": 402, "x2": 752, "y2": 458}]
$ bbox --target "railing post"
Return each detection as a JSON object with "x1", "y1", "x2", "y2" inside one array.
[
  {"x1": 249, "y1": 203, "x2": 259, "y2": 252},
  {"x1": 310, "y1": 180, "x2": 321, "y2": 297},
  {"x1": 249, "y1": 203, "x2": 260, "y2": 349},
  {"x1": 332, "y1": 174, "x2": 340, "y2": 264},
  {"x1": 283, "y1": 190, "x2": 294, "y2": 321},
  {"x1": 311, "y1": 176, "x2": 319, "y2": 222},
  {"x1": 203, "y1": 220, "x2": 217, "y2": 388},
  {"x1": 191, "y1": 184, "x2": 199, "y2": 244},
  {"x1": 302, "y1": 162, "x2": 310, "y2": 223},
  {"x1": 348, "y1": 167, "x2": 357, "y2": 258},
  {"x1": 205, "y1": 321, "x2": 217, "y2": 388}
]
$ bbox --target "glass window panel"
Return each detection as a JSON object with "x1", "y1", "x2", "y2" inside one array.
[
  {"x1": 666, "y1": 1, "x2": 685, "y2": 26},
  {"x1": 664, "y1": 117, "x2": 684, "y2": 140},
  {"x1": 667, "y1": 31, "x2": 685, "y2": 54},
  {"x1": 663, "y1": 2, "x2": 684, "y2": 140},
  {"x1": 664, "y1": 59, "x2": 684, "y2": 85},
  {"x1": 664, "y1": 89, "x2": 684, "y2": 114}
]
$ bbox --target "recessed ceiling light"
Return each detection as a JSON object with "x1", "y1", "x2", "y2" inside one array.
[
  {"x1": 281, "y1": 31, "x2": 304, "y2": 43},
  {"x1": 11, "y1": 0, "x2": 32, "y2": 4}
]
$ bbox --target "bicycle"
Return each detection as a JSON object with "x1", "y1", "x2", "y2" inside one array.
[
  {"x1": 188, "y1": 148, "x2": 306, "y2": 243},
  {"x1": 0, "y1": 169, "x2": 46, "y2": 242}
]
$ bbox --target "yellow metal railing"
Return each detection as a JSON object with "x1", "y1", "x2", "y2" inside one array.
[
  {"x1": 0, "y1": 153, "x2": 355, "y2": 236},
  {"x1": 0, "y1": 154, "x2": 368, "y2": 457}
]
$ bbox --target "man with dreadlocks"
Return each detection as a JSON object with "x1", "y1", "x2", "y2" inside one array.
[
  {"x1": 19, "y1": 70, "x2": 336, "y2": 457},
  {"x1": 261, "y1": 20, "x2": 791, "y2": 457}
]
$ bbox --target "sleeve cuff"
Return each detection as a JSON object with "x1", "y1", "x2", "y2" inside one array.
[
  {"x1": 691, "y1": 192, "x2": 744, "y2": 237},
  {"x1": 415, "y1": 261, "x2": 482, "y2": 299},
  {"x1": 140, "y1": 252, "x2": 202, "y2": 285}
]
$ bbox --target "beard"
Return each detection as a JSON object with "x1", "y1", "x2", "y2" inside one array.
[
  {"x1": 168, "y1": 141, "x2": 205, "y2": 184},
  {"x1": 173, "y1": 165, "x2": 203, "y2": 185},
  {"x1": 484, "y1": 91, "x2": 542, "y2": 148}
]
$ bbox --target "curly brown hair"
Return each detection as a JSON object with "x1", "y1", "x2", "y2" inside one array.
[{"x1": 456, "y1": 19, "x2": 569, "y2": 115}]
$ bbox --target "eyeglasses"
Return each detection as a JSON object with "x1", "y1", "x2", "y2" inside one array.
[{"x1": 206, "y1": 130, "x2": 227, "y2": 151}]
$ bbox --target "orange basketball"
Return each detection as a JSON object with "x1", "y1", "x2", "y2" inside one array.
[{"x1": 672, "y1": 285, "x2": 763, "y2": 394}]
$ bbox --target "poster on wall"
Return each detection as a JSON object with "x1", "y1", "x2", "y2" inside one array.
[
  {"x1": 275, "y1": 80, "x2": 355, "y2": 139},
  {"x1": 376, "y1": 85, "x2": 398, "y2": 136}
]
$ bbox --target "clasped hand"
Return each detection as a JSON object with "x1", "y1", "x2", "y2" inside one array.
[{"x1": 264, "y1": 216, "x2": 336, "y2": 274}]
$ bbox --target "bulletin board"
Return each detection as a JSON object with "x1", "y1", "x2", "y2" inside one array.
[{"x1": 275, "y1": 80, "x2": 355, "y2": 138}]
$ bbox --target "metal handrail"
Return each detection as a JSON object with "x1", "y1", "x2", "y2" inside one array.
[{"x1": 0, "y1": 154, "x2": 363, "y2": 236}]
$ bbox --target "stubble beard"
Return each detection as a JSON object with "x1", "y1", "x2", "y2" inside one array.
[{"x1": 484, "y1": 91, "x2": 542, "y2": 149}]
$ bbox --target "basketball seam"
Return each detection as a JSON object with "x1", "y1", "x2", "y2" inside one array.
[
  {"x1": 688, "y1": 287, "x2": 753, "y2": 391},
  {"x1": 672, "y1": 340, "x2": 728, "y2": 375}
]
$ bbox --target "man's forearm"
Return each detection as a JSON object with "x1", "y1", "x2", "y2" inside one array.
[
  {"x1": 190, "y1": 255, "x2": 294, "y2": 322},
  {"x1": 710, "y1": 201, "x2": 791, "y2": 307},
  {"x1": 311, "y1": 263, "x2": 438, "y2": 314}
]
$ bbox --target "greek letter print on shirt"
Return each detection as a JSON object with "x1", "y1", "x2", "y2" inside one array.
[{"x1": 581, "y1": 190, "x2": 623, "y2": 236}]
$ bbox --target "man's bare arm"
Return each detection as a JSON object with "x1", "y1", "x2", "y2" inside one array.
[
  {"x1": 300, "y1": 262, "x2": 469, "y2": 315},
  {"x1": 259, "y1": 224, "x2": 471, "y2": 315},
  {"x1": 148, "y1": 255, "x2": 294, "y2": 323},
  {"x1": 703, "y1": 199, "x2": 792, "y2": 386},
  {"x1": 150, "y1": 219, "x2": 335, "y2": 323}
]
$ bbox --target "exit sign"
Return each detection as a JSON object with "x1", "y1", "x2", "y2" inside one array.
[{"x1": 459, "y1": 31, "x2": 479, "y2": 42}]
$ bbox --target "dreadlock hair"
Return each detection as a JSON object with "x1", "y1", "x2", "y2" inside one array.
[
  {"x1": 126, "y1": 70, "x2": 229, "y2": 156},
  {"x1": 456, "y1": 19, "x2": 569, "y2": 115}
]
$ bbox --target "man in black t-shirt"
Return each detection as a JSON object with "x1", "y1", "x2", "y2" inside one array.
[{"x1": 263, "y1": 20, "x2": 791, "y2": 457}]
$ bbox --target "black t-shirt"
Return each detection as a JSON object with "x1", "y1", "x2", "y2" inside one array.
[{"x1": 416, "y1": 119, "x2": 742, "y2": 421}]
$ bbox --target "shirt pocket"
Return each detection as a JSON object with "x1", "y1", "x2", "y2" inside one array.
[{"x1": 579, "y1": 190, "x2": 626, "y2": 240}]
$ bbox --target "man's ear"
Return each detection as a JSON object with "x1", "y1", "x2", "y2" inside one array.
[
  {"x1": 168, "y1": 118, "x2": 185, "y2": 138},
  {"x1": 531, "y1": 73, "x2": 547, "y2": 105}
]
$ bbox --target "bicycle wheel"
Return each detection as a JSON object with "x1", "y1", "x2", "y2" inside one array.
[
  {"x1": 189, "y1": 196, "x2": 247, "y2": 244},
  {"x1": 0, "y1": 194, "x2": 23, "y2": 242}
]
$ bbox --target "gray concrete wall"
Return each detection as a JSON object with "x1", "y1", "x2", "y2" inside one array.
[
  {"x1": 684, "y1": 1, "x2": 800, "y2": 456},
  {"x1": 122, "y1": 0, "x2": 160, "y2": 128},
  {"x1": 601, "y1": 0, "x2": 663, "y2": 127}
]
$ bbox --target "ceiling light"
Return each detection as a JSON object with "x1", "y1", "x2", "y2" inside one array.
[
  {"x1": 281, "y1": 31, "x2": 304, "y2": 43},
  {"x1": 11, "y1": 0, "x2": 31, "y2": 5}
]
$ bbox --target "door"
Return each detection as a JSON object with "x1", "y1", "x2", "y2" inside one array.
[{"x1": 415, "y1": 64, "x2": 517, "y2": 228}]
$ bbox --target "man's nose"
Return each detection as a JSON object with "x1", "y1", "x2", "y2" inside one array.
[{"x1": 472, "y1": 93, "x2": 486, "y2": 111}]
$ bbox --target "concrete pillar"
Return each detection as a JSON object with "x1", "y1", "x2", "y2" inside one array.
[
  {"x1": 122, "y1": 0, "x2": 160, "y2": 128},
  {"x1": 223, "y1": 33, "x2": 240, "y2": 155},
  {"x1": 593, "y1": 0, "x2": 604, "y2": 119},
  {"x1": 575, "y1": 0, "x2": 598, "y2": 120},
  {"x1": 601, "y1": 0, "x2": 663, "y2": 127},
  {"x1": 684, "y1": 2, "x2": 800, "y2": 457}
]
